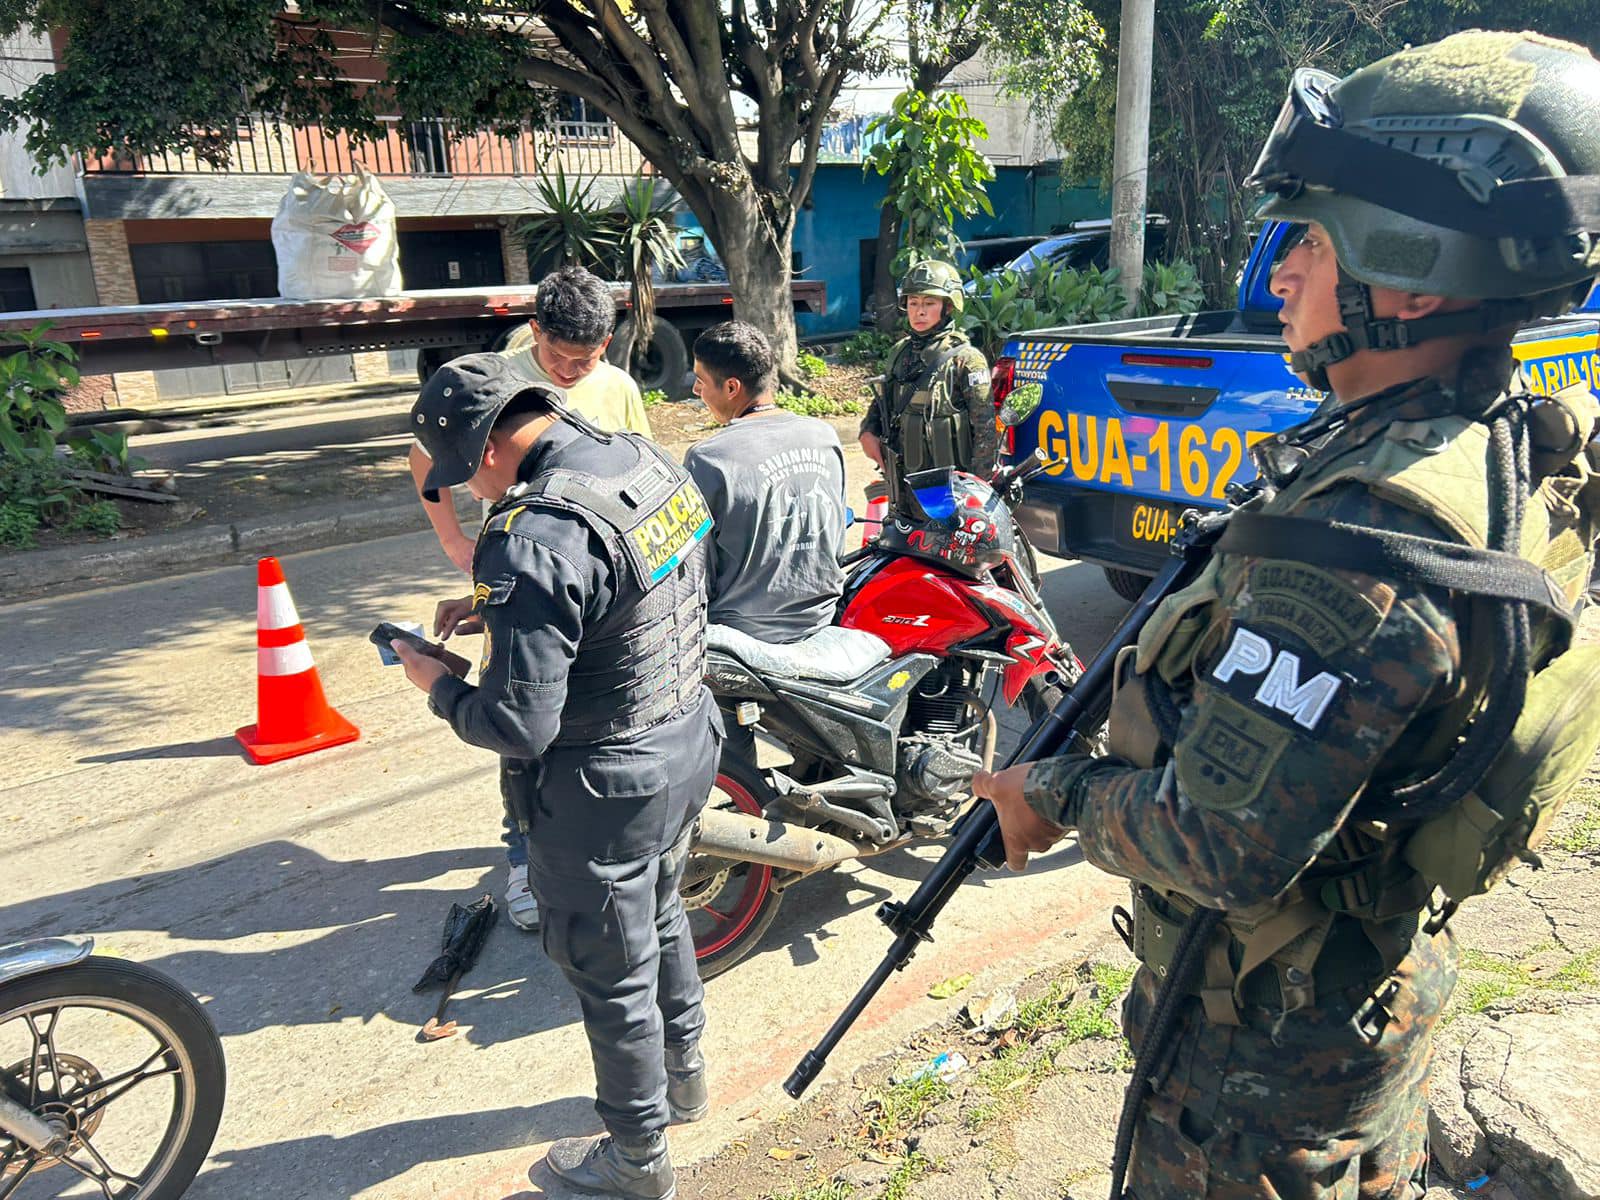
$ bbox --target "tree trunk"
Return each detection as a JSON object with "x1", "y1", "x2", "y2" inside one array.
[
  {"x1": 708, "y1": 185, "x2": 800, "y2": 381},
  {"x1": 872, "y1": 200, "x2": 902, "y2": 330}
]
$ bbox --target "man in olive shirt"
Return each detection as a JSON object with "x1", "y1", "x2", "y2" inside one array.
[{"x1": 410, "y1": 265, "x2": 652, "y2": 570}]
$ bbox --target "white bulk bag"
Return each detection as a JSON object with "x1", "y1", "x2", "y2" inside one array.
[{"x1": 271, "y1": 169, "x2": 404, "y2": 299}]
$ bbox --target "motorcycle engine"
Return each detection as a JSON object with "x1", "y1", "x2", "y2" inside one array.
[{"x1": 898, "y1": 734, "x2": 984, "y2": 809}]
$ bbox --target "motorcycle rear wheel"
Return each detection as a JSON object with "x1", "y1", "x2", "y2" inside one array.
[
  {"x1": 0, "y1": 956, "x2": 226, "y2": 1200},
  {"x1": 684, "y1": 754, "x2": 785, "y2": 980}
]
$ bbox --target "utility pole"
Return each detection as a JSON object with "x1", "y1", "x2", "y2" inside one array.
[{"x1": 1108, "y1": 0, "x2": 1155, "y2": 316}]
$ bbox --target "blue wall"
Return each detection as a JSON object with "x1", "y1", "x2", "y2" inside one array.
[
  {"x1": 675, "y1": 163, "x2": 1114, "y2": 337},
  {"x1": 791, "y1": 163, "x2": 1111, "y2": 336}
]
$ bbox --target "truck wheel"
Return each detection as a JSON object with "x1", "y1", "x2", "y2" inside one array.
[
  {"x1": 1103, "y1": 567, "x2": 1152, "y2": 603},
  {"x1": 610, "y1": 316, "x2": 690, "y2": 398}
]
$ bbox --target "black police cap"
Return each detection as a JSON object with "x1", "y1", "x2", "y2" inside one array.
[{"x1": 411, "y1": 353, "x2": 563, "y2": 500}]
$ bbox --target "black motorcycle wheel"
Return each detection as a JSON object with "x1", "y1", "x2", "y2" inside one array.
[
  {"x1": 0, "y1": 956, "x2": 226, "y2": 1200},
  {"x1": 683, "y1": 754, "x2": 785, "y2": 980}
]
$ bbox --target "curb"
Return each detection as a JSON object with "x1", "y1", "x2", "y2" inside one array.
[{"x1": 0, "y1": 495, "x2": 472, "y2": 604}]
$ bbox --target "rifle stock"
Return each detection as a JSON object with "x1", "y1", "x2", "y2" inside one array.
[{"x1": 784, "y1": 509, "x2": 1233, "y2": 1100}]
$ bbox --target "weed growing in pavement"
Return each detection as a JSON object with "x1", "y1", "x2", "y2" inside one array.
[
  {"x1": 762, "y1": 1182, "x2": 855, "y2": 1200},
  {"x1": 641, "y1": 388, "x2": 668, "y2": 408},
  {"x1": 881, "y1": 1151, "x2": 932, "y2": 1200},
  {"x1": 1456, "y1": 945, "x2": 1600, "y2": 1015},
  {"x1": 64, "y1": 498, "x2": 120, "y2": 536},
  {"x1": 1548, "y1": 780, "x2": 1600, "y2": 853},
  {"x1": 864, "y1": 1071, "x2": 950, "y2": 1147}
]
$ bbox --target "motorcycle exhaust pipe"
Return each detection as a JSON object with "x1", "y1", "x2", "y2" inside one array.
[{"x1": 694, "y1": 808, "x2": 863, "y2": 872}]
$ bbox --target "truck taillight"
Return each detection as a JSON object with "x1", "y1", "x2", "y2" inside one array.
[{"x1": 991, "y1": 357, "x2": 1017, "y2": 455}]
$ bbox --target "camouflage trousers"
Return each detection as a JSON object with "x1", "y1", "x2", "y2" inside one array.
[{"x1": 1119, "y1": 924, "x2": 1457, "y2": 1199}]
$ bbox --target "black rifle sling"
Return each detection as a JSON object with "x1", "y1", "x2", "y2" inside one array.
[{"x1": 1217, "y1": 511, "x2": 1573, "y2": 626}]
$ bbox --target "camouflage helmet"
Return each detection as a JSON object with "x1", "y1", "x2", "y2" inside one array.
[
  {"x1": 900, "y1": 259, "x2": 965, "y2": 313},
  {"x1": 1249, "y1": 30, "x2": 1600, "y2": 304}
]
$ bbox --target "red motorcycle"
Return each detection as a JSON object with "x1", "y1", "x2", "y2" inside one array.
[{"x1": 683, "y1": 451, "x2": 1087, "y2": 976}]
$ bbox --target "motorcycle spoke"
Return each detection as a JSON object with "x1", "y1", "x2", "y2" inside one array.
[
  {"x1": 58, "y1": 1131, "x2": 141, "y2": 1199},
  {"x1": 21, "y1": 1009, "x2": 64, "y2": 1107},
  {"x1": 72, "y1": 1048, "x2": 179, "y2": 1120}
]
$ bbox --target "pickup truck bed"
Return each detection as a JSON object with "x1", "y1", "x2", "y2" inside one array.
[{"x1": 1000, "y1": 220, "x2": 1600, "y2": 591}]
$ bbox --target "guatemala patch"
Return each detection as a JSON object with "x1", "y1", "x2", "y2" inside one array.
[
  {"x1": 1209, "y1": 624, "x2": 1346, "y2": 733},
  {"x1": 1175, "y1": 693, "x2": 1294, "y2": 811},
  {"x1": 1242, "y1": 562, "x2": 1392, "y2": 657}
]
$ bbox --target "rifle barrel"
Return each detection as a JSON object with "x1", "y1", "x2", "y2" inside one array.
[{"x1": 783, "y1": 546, "x2": 1207, "y2": 1099}]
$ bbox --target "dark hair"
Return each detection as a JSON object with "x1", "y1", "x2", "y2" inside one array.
[
  {"x1": 694, "y1": 321, "x2": 777, "y2": 397},
  {"x1": 534, "y1": 266, "x2": 615, "y2": 347}
]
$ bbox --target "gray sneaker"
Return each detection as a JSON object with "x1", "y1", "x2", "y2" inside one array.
[
  {"x1": 665, "y1": 1043, "x2": 708, "y2": 1123},
  {"x1": 545, "y1": 1131, "x2": 675, "y2": 1199},
  {"x1": 504, "y1": 863, "x2": 540, "y2": 931}
]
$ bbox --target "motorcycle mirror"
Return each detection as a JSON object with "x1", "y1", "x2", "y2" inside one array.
[{"x1": 998, "y1": 382, "x2": 1043, "y2": 426}]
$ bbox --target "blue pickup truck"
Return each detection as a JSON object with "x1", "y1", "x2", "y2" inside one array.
[{"x1": 997, "y1": 219, "x2": 1600, "y2": 600}]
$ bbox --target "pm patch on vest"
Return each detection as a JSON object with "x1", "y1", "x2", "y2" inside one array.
[{"x1": 1210, "y1": 625, "x2": 1345, "y2": 733}]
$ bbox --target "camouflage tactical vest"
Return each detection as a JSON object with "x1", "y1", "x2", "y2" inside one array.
[
  {"x1": 883, "y1": 329, "x2": 979, "y2": 477},
  {"x1": 1109, "y1": 379, "x2": 1600, "y2": 1022}
]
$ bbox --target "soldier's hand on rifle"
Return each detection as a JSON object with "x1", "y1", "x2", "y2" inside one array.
[
  {"x1": 973, "y1": 763, "x2": 1069, "y2": 871},
  {"x1": 859, "y1": 431, "x2": 885, "y2": 470}
]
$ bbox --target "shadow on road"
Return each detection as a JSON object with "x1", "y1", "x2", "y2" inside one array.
[
  {"x1": 186, "y1": 1095, "x2": 595, "y2": 1200},
  {"x1": 0, "y1": 837, "x2": 576, "y2": 1050}
]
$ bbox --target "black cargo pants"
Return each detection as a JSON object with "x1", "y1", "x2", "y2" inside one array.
[{"x1": 519, "y1": 700, "x2": 720, "y2": 1139}]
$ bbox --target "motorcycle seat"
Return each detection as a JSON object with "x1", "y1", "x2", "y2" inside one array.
[{"x1": 706, "y1": 624, "x2": 892, "y2": 683}]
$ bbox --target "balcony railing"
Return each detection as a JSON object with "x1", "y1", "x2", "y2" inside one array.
[{"x1": 82, "y1": 114, "x2": 646, "y2": 179}]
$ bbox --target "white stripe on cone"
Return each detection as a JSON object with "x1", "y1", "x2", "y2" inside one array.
[
  {"x1": 258, "y1": 582, "x2": 301, "y2": 631},
  {"x1": 259, "y1": 642, "x2": 315, "y2": 677}
]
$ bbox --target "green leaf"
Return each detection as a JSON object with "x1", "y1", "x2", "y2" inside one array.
[{"x1": 929, "y1": 973, "x2": 975, "y2": 1000}]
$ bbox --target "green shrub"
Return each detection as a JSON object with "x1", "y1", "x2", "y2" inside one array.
[
  {"x1": 1138, "y1": 260, "x2": 1207, "y2": 317},
  {"x1": 641, "y1": 388, "x2": 668, "y2": 409},
  {"x1": 960, "y1": 261, "x2": 1128, "y2": 358},
  {"x1": 838, "y1": 330, "x2": 896, "y2": 368},
  {"x1": 67, "y1": 425, "x2": 146, "y2": 473},
  {"x1": 776, "y1": 389, "x2": 863, "y2": 418},
  {"x1": 0, "y1": 501, "x2": 39, "y2": 549},
  {"x1": 0, "y1": 453, "x2": 74, "y2": 524},
  {"x1": 795, "y1": 350, "x2": 829, "y2": 380},
  {"x1": 64, "y1": 498, "x2": 120, "y2": 536}
]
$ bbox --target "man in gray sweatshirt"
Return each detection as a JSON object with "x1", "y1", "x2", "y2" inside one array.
[{"x1": 684, "y1": 322, "x2": 848, "y2": 761}]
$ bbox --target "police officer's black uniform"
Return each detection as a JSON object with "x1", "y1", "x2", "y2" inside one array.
[{"x1": 412, "y1": 353, "x2": 720, "y2": 1199}]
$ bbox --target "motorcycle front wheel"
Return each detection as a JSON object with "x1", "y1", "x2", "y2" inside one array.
[
  {"x1": 0, "y1": 956, "x2": 226, "y2": 1200},
  {"x1": 682, "y1": 754, "x2": 785, "y2": 980}
]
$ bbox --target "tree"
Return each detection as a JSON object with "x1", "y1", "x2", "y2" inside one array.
[
  {"x1": 1045, "y1": 0, "x2": 1600, "y2": 302},
  {"x1": 864, "y1": 89, "x2": 995, "y2": 280},
  {"x1": 0, "y1": 0, "x2": 888, "y2": 380},
  {"x1": 865, "y1": 0, "x2": 1101, "y2": 326}
]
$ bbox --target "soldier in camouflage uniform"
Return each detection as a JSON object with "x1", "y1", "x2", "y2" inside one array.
[
  {"x1": 860, "y1": 260, "x2": 998, "y2": 510},
  {"x1": 974, "y1": 31, "x2": 1600, "y2": 1199}
]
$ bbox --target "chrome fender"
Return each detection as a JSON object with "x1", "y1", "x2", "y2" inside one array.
[{"x1": 0, "y1": 935, "x2": 94, "y2": 988}]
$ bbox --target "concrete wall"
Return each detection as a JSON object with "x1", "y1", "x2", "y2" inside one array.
[
  {"x1": 0, "y1": 204, "x2": 97, "y2": 308},
  {"x1": 0, "y1": 32, "x2": 79, "y2": 201}
]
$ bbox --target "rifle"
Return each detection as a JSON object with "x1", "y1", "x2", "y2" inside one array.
[{"x1": 783, "y1": 500, "x2": 1243, "y2": 1100}]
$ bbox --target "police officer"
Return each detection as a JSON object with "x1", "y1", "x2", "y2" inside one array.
[
  {"x1": 394, "y1": 352, "x2": 720, "y2": 1199},
  {"x1": 859, "y1": 260, "x2": 997, "y2": 511},
  {"x1": 974, "y1": 31, "x2": 1600, "y2": 1198}
]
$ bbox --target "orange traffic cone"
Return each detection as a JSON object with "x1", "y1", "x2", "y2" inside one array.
[
  {"x1": 236, "y1": 556, "x2": 359, "y2": 764},
  {"x1": 861, "y1": 480, "x2": 889, "y2": 548}
]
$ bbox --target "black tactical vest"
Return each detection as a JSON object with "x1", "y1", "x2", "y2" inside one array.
[{"x1": 490, "y1": 424, "x2": 711, "y2": 745}]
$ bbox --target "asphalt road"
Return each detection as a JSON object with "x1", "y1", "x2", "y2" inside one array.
[{"x1": 0, "y1": 449, "x2": 1131, "y2": 1199}]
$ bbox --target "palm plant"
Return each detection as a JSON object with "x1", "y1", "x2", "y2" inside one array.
[
  {"x1": 610, "y1": 173, "x2": 684, "y2": 352},
  {"x1": 516, "y1": 167, "x2": 618, "y2": 274}
]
